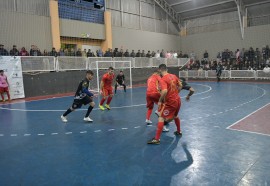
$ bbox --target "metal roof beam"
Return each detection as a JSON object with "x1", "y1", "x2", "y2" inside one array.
[
  {"x1": 170, "y1": 0, "x2": 192, "y2": 7},
  {"x1": 154, "y1": 0, "x2": 181, "y2": 25},
  {"x1": 177, "y1": 0, "x2": 235, "y2": 14},
  {"x1": 245, "y1": 0, "x2": 270, "y2": 8}
]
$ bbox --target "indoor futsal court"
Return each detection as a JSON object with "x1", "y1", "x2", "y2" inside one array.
[{"x1": 0, "y1": 81, "x2": 270, "y2": 185}]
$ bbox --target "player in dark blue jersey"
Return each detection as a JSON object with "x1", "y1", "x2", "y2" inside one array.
[
  {"x1": 114, "y1": 70, "x2": 126, "y2": 94},
  {"x1": 216, "y1": 63, "x2": 223, "y2": 82},
  {"x1": 61, "y1": 70, "x2": 95, "y2": 123},
  {"x1": 180, "y1": 77, "x2": 195, "y2": 101}
]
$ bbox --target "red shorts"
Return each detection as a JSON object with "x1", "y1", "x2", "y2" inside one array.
[
  {"x1": 146, "y1": 92, "x2": 160, "y2": 109},
  {"x1": 102, "y1": 88, "x2": 113, "y2": 97},
  {"x1": 159, "y1": 99, "x2": 181, "y2": 120},
  {"x1": 0, "y1": 87, "x2": 9, "y2": 93}
]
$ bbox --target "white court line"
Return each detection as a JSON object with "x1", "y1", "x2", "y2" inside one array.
[
  {"x1": 226, "y1": 102, "x2": 270, "y2": 130},
  {"x1": 38, "y1": 134, "x2": 45, "y2": 136},
  {"x1": 94, "y1": 130, "x2": 101, "y2": 133},
  {"x1": 134, "y1": 126, "x2": 140, "y2": 128},
  {"x1": 80, "y1": 131, "x2": 87, "y2": 134},
  {"x1": 24, "y1": 134, "x2": 31, "y2": 136},
  {"x1": 228, "y1": 128, "x2": 270, "y2": 137},
  {"x1": 0, "y1": 134, "x2": 4, "y2": 137},
  {"x1": 0, "y1": 84, "x2": 212, "y2": 112},
  {"x1": 65, "y1": 132, "x2": 72, "y2": 135},
  {"x1": 201, "y1": 96, "x2": 211, "y2": 100},
  {"x1": 108, "y1": 129, "x2": 115, "y2": 131},
  {"x1": 51, "y1": 133, "x2": 58, "y2": 135}
]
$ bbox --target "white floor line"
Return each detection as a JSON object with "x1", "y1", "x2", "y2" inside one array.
[
  {"x1": 228, "y1": 128, "x2": 270, "y2": 137},
  {"x1": 80, "y1": 131, "x2": 87, "y2": 134}
]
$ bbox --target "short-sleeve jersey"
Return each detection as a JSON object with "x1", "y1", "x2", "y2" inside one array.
[
  {"x1": 102, "y1": 73, "x2": 115, "y2": 89},
  {"x1": 75, "y1": 78, "x2": 90, "y2": 98},
  {"x1": 160, "y1": 73, "x2": 181, "y2": 104},
  {"x1": 147, "y1": 74, "x2": 161, "y2": 94},
  {"x1": 0, "y1": 75, "x2": 8, "y2": 88}
]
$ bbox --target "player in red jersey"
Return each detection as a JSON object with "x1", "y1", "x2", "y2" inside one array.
[
  {"x1": 99, "y1": 67, "x2": 115, "y2": 110},
  {"x1": 148, "y1": 64, "x2": 182, "y2": 145},
  {"x1": 145, "y1": 69, "x2": 162, "y2": 124}
]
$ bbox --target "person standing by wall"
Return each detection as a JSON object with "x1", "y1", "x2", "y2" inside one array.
[{"x1": 0, "y1": 70, "x2": 11, "y2": 102}]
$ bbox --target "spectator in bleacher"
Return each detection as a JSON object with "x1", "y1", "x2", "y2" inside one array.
[
  {"x1": 151, "y1": 51, "x2": 156, "y2": 57},
  {"x1": 104, "y1": 48, "x2": 113, "y2": 57},
  {"x1": 86, "y1": 49, "x2": 93, "y2": 57},
  {"x1": 130, "y1": 50, "x2": 135, "y2": 58},
  {"x1": 173, "y1": 51, "x2": 178, "y2": 58},
  {"x1": 136, "y1": 50, "x2": 141, "y2": 57},
  {"x1": 178, "y1": 51, "x2": 183, "y2": 58},
  {"x1": 19, "y1": 47, "x2": 29, "y2": 56},
  {"x1": 82, "y1": 49, "x2": 87, "y2": 57},
  {"x1": 59, "y1": 49, "x2": 65, "y2": 56},
  {"x1": 203, "y1": 50, "x2": 209, "y2": 59},
  {"x1": 155, "y1": 50, "x2": 160, "y2": 58},
  {"x1": 146, "y1": 51, "x2": 151, "y2": 58},
  {"x1": 183, "y1": 52, "x2": 188, "y2": 58},
  {"x1": 190, "y1": 51, "x2": 196, "y2": 61},
  {"x1": 117, "y1": 49, "x2": 123, "y2": 57},
  {"x1": 43, "y1": 49, "x2": 49, "y2": 56},
  {"x1": 30, "y1": 45, "x2": 38, "y2": 56},
  {"x1": 76, "y1": 48, "x2": 82, "y2": 57},
  {"x1": 160, "y1": 49, "x2": 165, "y2": 58},
  {"x1": 97, "y1": 49, "x2": 103, "y2": 57},
  {"x1": 50, "y1": 47, "x2": 58, "y2": 57},
  {"x1": 69, "y1": 48, "x2": 75, "y2": 56},
  {"x1": 249, "y1": 47, "x2": 255, "y2": 63},
  {"x1": 9, "y1": 45, "x2": 19, "y2": 56},
  {"x1": 255, "y1": 48, "x2": 260, "y2": 66},
  {"x1": 266, "y1": 45, "x2": 270, "y2": 60},
  {"x1": 141, "y1": 50, "x2": 146, "y2": 57},
  {"x1": 0, "y1": 44, "x2": 9, "y2": 56},
  {"x1": 124, "y1": 49, "x2": 130, "y2": 57},
  {"x1": 165, "y1": 51, "x2": 171, "y2": 58},
  {"x1": 113, "y1": 48, "x2": 118, "y2": 57}
]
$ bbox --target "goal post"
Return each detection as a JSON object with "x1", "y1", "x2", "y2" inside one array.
[{"x1": 89, "y1": 60, "x2": 132, "y2": 93}]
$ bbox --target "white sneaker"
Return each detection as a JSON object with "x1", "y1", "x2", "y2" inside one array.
[
  {"x1": 163, "y1": 126, "x2": 169, "y2": 132},
  {"x1": 155, "y1": 110, "x2": 160, "y2": 117},
  {"x1": 84, "y1": 117, "x2": 93, "y2": 122},
  {"x1": 61, "y1": 115, "x2": 68, "y2": 123},
  {"x1": 145, "y1": 119, "x2": 152, "y2": 124}
]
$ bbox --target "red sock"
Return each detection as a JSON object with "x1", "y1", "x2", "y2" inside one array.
[
  {"x1": 106, "y1": 96, "x2": 112, "y2": 105},
  {"x1": 100, "y1": 98, "x2": 106, "y2": 105},
  {"x1": 155, "y1": 122, "x2": 164, "y2": 140},
  {"x1": 146, "y1": 109, "x2": 153, "y2": 120},
  {"x1": 7, "y1": 92, "x2": 10, "y2": 100},
  {"x1": 174, "y1": 117, "x2": 181, "y2": 132}
]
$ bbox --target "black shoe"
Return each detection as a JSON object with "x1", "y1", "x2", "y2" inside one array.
[
  {"x1": 174, "y1": 131, "x2": 182, "y2": 136},
  {"x1": 147, "y1": 138, "x2": 160, "y2": 145}
]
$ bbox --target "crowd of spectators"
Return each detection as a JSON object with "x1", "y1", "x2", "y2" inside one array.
[
  {"x1": 186, "y1": 46, "x2": 270, "y2": 71},
  {"x1": 1, "y1": 43, "x2": 269, "y2": 70}
]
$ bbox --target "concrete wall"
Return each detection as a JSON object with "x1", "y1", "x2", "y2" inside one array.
[
  {"x1": 112, "y1": 26, "x2": 181, "y2": 51},
  {"x1": 180, "y1": 24, "x2": 270, "y2": 60},
  {"x1": 0, "y1": 10, "x2": 52, "y2": 51},
  {"x1": 60, "y1": 19, "x2": 105, "y2": 40}
]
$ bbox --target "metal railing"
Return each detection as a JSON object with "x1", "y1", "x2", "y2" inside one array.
[
  {"x1": 179, "y1": 70, "x2": 270, "y2": 80},
  {"x1": 21, "y1": 56, "x2": 190, "y2": 72}
]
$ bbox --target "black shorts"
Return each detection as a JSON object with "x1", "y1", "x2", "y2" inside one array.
[
  {"x1": 72, "y1": 96, "x2": 92, "y2": 109},
  {"x1": 182, "y1": 85, "x2": 191, "y2": 91}
]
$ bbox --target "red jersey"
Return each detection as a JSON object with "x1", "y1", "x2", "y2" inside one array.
[
  {"x1": 147, "y1": 74, "x2": 161, "y2": 94},
  {"x1": 160, "y1": 73, "x2": 181, "y2": 104},
  {"x1": 102, "y1": 73, "x2": 115, "y2": 89}
]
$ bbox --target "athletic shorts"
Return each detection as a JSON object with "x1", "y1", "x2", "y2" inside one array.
[
  {"x1": 103, "y1": 88, "x2": 113, "y2": 97},
  {"x1": 72, "y1": 96, "x2": 92, "y2": 109},
  {"x1": 0, "y1": 87, "x2": 9, "y2": 93},
  {"x1": 182, "y1": 85, "x2": 191, "y2": 91},
  {"x1": 146, "y1": 93, "x2": 160, "y2": 109},
  {"x1": 159, "y1": 99, "x2": 181, "y2": 120}
]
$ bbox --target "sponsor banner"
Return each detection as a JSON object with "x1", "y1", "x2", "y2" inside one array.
[{"x1": 0, "y1": 56, "x2": 25, "y2": 99}]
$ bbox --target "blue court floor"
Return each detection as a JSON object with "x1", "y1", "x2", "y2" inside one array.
[{"x1": 0, "y1": 82, "x2": 270, "y2": 186}]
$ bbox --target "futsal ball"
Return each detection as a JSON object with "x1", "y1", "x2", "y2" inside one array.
[{"x1": 263, "y1": 67, "x2": 270, "y2": 74}]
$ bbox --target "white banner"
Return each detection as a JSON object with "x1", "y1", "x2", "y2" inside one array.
[{"x1": 0, "y1": 56, "x2": 25, "y2": 100}]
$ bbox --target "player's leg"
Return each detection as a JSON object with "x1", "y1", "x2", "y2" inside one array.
[
  {"x1": 146, "y1": 94, "x2": 154, "y2": 124},
  {"x1": 61, "y1": 99, "x2": 80, "y2": 122},
  {"x1": 105, "y1": 89, "x2": 113, "y2": 110},
  {"x1": 173, "y1": 100, "x2": 182, "y2": 136},
  {"x1": 123, "y1": 83, "x2": 126, "y2": 92},
  {"x1": 5, "y1": 88, "x2": 11, "y2": 101},
  {"x1": 0, "y1": 88, "x2": 5, "y2": 101},
  {"x1": 114, "y1": 83, "x2": 118, "y2": 94},
  {"x1": 99, "y1": 89, "x2": 108, "y2": 110},
  {"x1": 84, "y1": 97, "x2": 95, "y2": 122}
]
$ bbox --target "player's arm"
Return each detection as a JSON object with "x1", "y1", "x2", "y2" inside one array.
[
  {"x1": 186, "y1": 87, "x2": 195, "y2": 101},
  {"x1": 82, "y1": 81, "x2": 93, "y2": 97},
  {"x1": 158, "y1": 79, "x2": 167, "y2": 108},
  {"x1": 100, "y1": 78, "x2": 104, "y2": 94}
]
